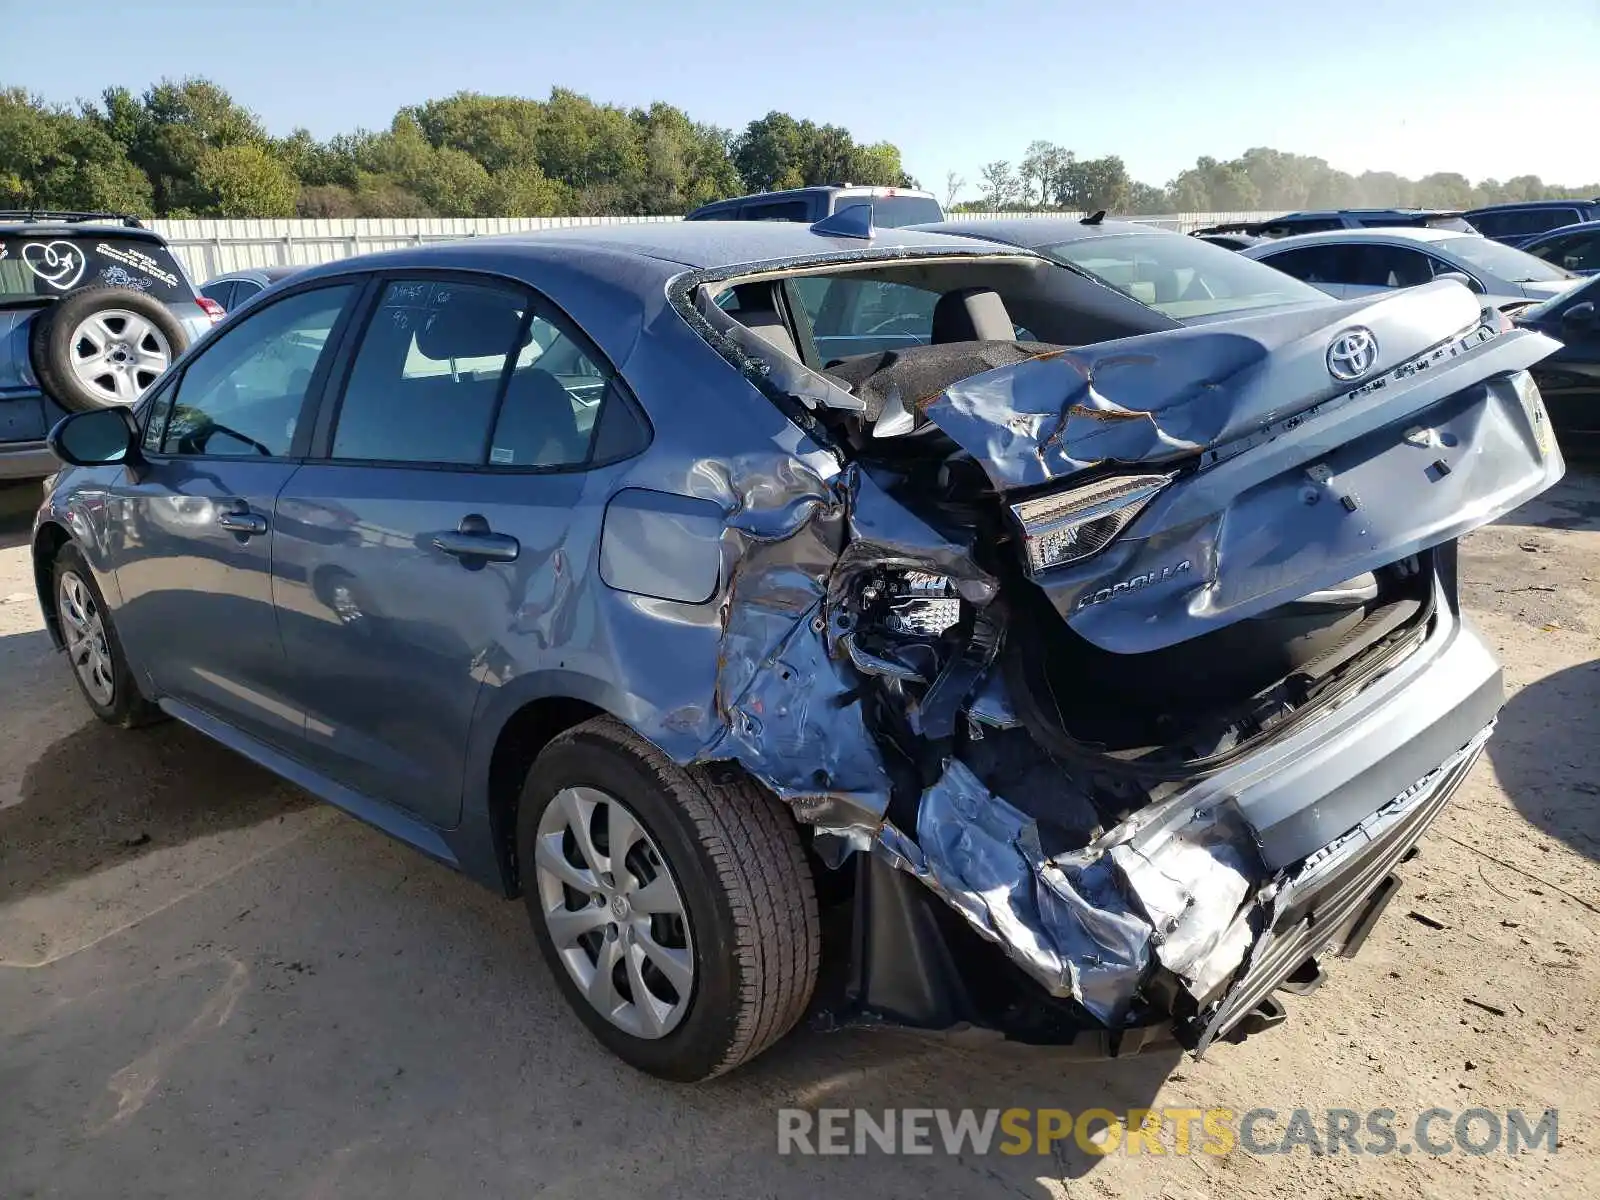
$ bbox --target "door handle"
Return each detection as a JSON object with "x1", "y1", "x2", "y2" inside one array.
[
  {"x1": 432, "y1": 514, "x2": 519, "y2": 565},
  {"x1": 216, "y1": 508, "x2": 268, "y2": 537}
]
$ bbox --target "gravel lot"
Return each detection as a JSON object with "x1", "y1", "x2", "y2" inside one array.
[{"x1": 1, "y1": 469, "x2": 1596, "y2": 1200}]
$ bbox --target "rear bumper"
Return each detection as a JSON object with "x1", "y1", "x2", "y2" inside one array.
[
  {"x1": 863, "y1": 579, "x2": 1505, "y2": 1053},
  {"x1": 1188, "y1": 724, "x2": 1489, "y2": 1052},
  {"x1": 0, "y1": 439, "x2": 56, "y2": 481},
  {"x1": 1187, "y1": 579, "x2": 1501, "y2": 869}
]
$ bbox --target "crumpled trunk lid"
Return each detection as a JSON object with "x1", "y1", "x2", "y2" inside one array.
[{"x1": 921, "y1": 281, "x2": 1563, "y2": 653}]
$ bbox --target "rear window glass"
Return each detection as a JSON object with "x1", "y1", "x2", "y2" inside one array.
[
  {"x1": 1041, "y1": 232, "x2": 1328, "y2": 319},
  {"x1": 863, "y1": 196, "x2": 945, "y2": 228},
  {"x1": 0, "y1": 234, "x2": 194, "y2": 302}
]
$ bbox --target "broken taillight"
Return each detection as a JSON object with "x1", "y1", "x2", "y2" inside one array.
[
  {"x1": 196, "y1": 296, "x2": 227, "y2": 323},
  {"x1": 1010, "y1": 473, "x2": 1173, "y2": 575}
]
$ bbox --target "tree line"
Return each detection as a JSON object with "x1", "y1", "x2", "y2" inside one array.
[
  {"x1": 963, "y1": 142, "x2": 1599, "y2": 215},
  {"x1": 2, "y1": 79, "x2": 1594, "y2": 220}
]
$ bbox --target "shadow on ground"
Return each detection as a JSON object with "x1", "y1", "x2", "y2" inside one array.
[
  {"x1": 1488, "y1": 655, "x2": 1600, "y2": 865},
  {"x1": 0, "y1": 804, "x2": 1182, "y2": 1198},
  {"x1": 0, "y1": 711, "x2": 314, "y2": 904}
]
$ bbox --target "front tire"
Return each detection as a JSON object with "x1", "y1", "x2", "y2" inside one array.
[
  {"x1": 517, "y1": 717, "x2": 820, "y2": 1081},
  {"x1": 52, "y1": 543, "x2": 160, "y2": 727}
]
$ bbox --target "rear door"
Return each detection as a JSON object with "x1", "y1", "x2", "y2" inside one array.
[
  {"x1": 270, "y1": 273, "x2": 645, "y2": 827},
  {"x1": 109, "y1": 281, "x2": 358, "y2": 747}
]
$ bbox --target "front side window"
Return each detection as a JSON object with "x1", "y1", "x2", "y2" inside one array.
[
  {"x1": 1259, "y1": 244, "x2": 1350, "y2": 285},
  {"x1": 1435, "y1": 236, "x2": 1573, "y2": 283},
  {"x1": 330, "y1": 278, "x2": 619, "y2": 468},
  {"x1": 1042, "y1": 232, "x2": 1326, "y2": 318},
  {"x1": 158, "y1": 285, "x2": 351, "y2": 457}
]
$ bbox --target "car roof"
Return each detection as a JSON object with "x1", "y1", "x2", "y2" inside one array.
[
  {"x1": 210, "y1": 265, "x2": 301, "y2": 283},
  {"x1": 912, "y1": 216, "x2": 1169, "y2": 247},
  {"x1": 1247, "y1": 226, "x2": 1466, "y2": 249},
  {"x1": 1467, "y1": 199, "x2": 1600, "y2": 214},
  {"x1": 700, "y1": 184, "x2": 938, "y2": 202},
  {"x1": 375, "y1": 220, "x2": 1006, "y2": 271},
  {"x1": 0, "y1": 221, "x2": 166, "y2": 244},
  {"x1": 1524, "y1": 219, "x2": 1600, "y2": 242}
]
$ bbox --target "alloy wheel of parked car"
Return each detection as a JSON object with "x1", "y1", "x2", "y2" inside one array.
[
  {"x1": 533, "y1": 785, "x2": 695, "y2": 1039},
  {"x1": 518, "y1": 717, "x2": 820, "y2": 1081},
  {"x1": 66, "y1": 308, "x2": 174, "y2": 406},
  {"x1": 58, "y1": 568, "x2": 115, "y2": 707},
  {"x1": 49, "y1": 543, "x2": 162, "y2": 727}
]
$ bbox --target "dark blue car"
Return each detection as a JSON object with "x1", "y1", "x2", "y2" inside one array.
[
  {"x1": 1515, "y1": 273, "x2": 1600, "y2": 451},
  {"x1": 31, "y1": 218, "x2": 1564, "y2": 1080},
  {"x1": 1518, "y1": 220, "x2": 1600, "y2": 277}
]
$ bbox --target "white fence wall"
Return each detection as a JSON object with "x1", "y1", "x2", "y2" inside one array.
[{"x1": 149, "y1": 211, "x2": 1283, "y2": 280}]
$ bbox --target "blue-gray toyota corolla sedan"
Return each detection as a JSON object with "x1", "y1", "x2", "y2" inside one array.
[{"x1": 32, "y1": 215, "x2": 1564, "y2": 1080}]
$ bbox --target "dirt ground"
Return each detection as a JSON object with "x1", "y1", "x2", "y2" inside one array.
[{"x1": 1, "y1": 468, "x2": 1596, "y2": 1200}]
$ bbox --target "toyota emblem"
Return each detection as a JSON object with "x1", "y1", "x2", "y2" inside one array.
[{"x1": 1327, "y1": 327, "x2": 1378, "y2": 381}]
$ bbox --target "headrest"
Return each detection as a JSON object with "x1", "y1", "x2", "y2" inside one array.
[
  {"x1": 931, "y1": 287, "x2": 1015, "y2": 344},
  {"x1": 415, "y1": 293, "x2": 530, "y2": 360}
]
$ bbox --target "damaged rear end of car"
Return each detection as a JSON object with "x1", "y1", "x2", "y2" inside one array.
[{"x1": 669, "y1": 249, "x2": 1563, "y2": 1056}]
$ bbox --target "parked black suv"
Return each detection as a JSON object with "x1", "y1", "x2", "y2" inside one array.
[
  {"x1": 1464, "y1": 200, "x2": 1600, "y2": 247},
  {"x1": 685, "y1": 185, "x2": 944, "y2": 228},
  {"x1": 0, "y1": 211, "x2": 220, "y2": 479}
]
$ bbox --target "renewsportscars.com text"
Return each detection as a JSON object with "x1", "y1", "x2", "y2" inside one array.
[{"x1": 776, "y1": 1106, "x2": 1560, "y2": 1157}]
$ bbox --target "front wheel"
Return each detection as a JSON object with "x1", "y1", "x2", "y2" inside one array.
[
  {"x1": 52, "y1": 543, "x2": 161, "y2": 727},
  {"x1": 517, "y1": 718, "x2": 820, "y2": 1081}
]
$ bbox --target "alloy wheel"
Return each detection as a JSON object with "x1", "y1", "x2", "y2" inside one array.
[
  {"x1": 533, "y1": 786, "x2": 695, "y2": 1039},
  {"x1": 68, "y1": 309, "x2": 173, "y2": 405},
  {"x1": 58, "y1": 570, "x2": 115, "y2": 706}
]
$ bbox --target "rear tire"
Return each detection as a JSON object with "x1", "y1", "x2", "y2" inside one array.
[
  {"x1": 517, "y1": 717, "x2": 820, "y2": 1081},
  {"x1": 51, "y1": 542, "x2": 161, "y2": 727},
  {"x1": 30, "y1": 286, "x2": 188, "y2": 412}
]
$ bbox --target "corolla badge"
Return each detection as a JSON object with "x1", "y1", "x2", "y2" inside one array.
[{"x1": 1327, "y1": 326, "x2": 1378, "y2": 381}]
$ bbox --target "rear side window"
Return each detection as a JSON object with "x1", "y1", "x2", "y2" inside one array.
[
  {"x1": 0, "y1": 235, "x2": 193, "y2": 301},
  {"x1": 330, "y1": 278, "x2": 636, "y2": 468},
  {"x1": 863, "y1": 196, "x2": 945, "y2": 228},
  {"x1": 200, "y1": 280, "x2": 235, "y2": 309}
]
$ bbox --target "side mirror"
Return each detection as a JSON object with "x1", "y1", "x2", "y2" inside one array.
[
  {"x1": 1435, "y1": 271, "x2": 1483, "y2": 293},
  {"x1": 47, "y1": 407, "x2": 141, "y2": 467},
  {"x1": 1561, "y1": 300, "x2": 1596, "y2": 330}
]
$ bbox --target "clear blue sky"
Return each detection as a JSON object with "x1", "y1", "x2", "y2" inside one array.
[{"x1": 9, "y1": 0, "x2": 1599, "y2": 198}]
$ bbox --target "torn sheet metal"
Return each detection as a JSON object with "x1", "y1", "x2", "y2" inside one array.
[
  {"x1": 694, "y1": 465, "x2": 892, "y2": 841},
  {"x1": 888, "y1": 757, "x2": 1265, "y2": 1027}
]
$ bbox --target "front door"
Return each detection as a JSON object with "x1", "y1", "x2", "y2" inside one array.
[
  {"x1": 110, "y1": 282, "x2": 357, "y2": 749},
  {"x1": 270, "y1": 276, "x2": 625, "y2": 827}
]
